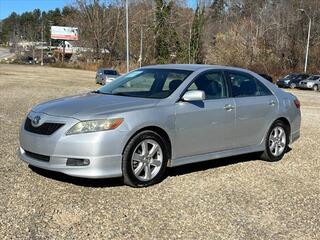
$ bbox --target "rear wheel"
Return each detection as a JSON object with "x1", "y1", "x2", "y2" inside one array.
[
  {"x1": 313, "y1": 85, "x2": 319, "y2": 91},
  {"x1": 122, "y1": 130, "x2": 168, "y2": 187},
  {"x1": 260, "y1": 120, "x2": 289, "y2": 162}
]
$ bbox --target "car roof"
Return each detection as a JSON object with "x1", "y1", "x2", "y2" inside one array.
[
  {"x1": 98, "y1": 68, "x2": 117, "y2": 71},
  {"x1": 141, "y1": 64, "x2": 251, "y2": 72}
]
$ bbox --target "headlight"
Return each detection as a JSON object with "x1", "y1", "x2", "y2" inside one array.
[
  {"x1": 284, "y1": 80, "x2": 290, "y2": 83},
  {"x1": 307, "y1": 83, "x2": 314, "y2": 87},
  {"x1": 66, "y1": 118, "x2": 124, "y2": 135}
]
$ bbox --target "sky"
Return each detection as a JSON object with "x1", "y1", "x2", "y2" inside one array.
[{"x1": 0, "y1": 0, "x2": 197, "y2": 20}]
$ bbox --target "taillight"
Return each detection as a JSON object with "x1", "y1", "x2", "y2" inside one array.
[{"x1": 294, "y1": 99, "x2": 301, "y2": 109}]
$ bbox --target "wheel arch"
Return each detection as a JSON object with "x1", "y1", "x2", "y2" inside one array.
[
  {"x1": 262, "y1": 116, "x2": 291, "y2": 145},
  {"x1": 275, "y1": 117, "x2": 291, "y2": 134},
  {"x1": 122, "y1": 126, "x2": 172, "y2": 160}
]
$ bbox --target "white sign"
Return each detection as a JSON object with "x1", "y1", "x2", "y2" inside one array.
[{"x1": 51, "y1": 26, "x2": 79, "y2": 41}]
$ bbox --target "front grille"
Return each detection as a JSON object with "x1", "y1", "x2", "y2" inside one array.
[
  {"x1": 25, "y1": 150, "x2": 50, "y2": 162},
  {"x1": 24, "y1": 118, "x2": 64, "y2": 135}
]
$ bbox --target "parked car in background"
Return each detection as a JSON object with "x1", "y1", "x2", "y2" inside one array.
[
  {"x1": 298, "y1": 75, "x2": 320, "y2": 91},
  {"x1": 96, "y1": 68, "x2": 120, "y2": 85},
  {"x1": 276, "y1": 73, "x2": 309, "y2": 89},
  {"x1": 258, "y1": 73, "x2": 273, "y2": 83},
  {"x1": 19, "y1": 64, "x2": 301, "y2": 187}
]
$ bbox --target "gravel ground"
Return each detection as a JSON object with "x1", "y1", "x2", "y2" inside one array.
[{"x1": 0, "y1": 64, "x2": 319, "y2": 240}]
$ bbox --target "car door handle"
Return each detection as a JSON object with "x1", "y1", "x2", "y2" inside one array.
[
  {"x1": 269, "y1": 100, "x2": 276, "y2": 106},
  {"x1": 224, "y1": 104, "x2": 235, "y2": 111}
]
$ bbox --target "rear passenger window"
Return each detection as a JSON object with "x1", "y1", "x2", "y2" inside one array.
[
  {"x1": 228, "y1": 72, "x2": 271, "y2": 97},
  {"x1": 256, "y1": 80, "x2": 272, "y2": 96}
]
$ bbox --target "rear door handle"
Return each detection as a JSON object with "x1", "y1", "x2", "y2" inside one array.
[{"x1": 224, "y1": 104, "x2": 235, "y2": 111}]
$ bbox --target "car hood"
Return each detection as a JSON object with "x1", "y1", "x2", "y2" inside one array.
[
  {"x1": 302, "y1": 80, "x2": 317, "y2": 83},
  {"x1": 106, "y1": 75, "x2": 119, "y2": 78},
  {"x1": 278, "y1": 78, "x2": 292, "y2": 82},
  {"x1": 32, "y1": 93, "x2": 160, "y2": 120}
]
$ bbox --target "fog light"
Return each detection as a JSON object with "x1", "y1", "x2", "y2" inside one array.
[{"x1": 66, "y1": 158, "x2": 90, "y2": 166}]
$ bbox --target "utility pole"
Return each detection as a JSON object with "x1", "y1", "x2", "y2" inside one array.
[
  {"x1": 62, "y1": 40, "x2": 65, "y2": 63},
  {"x1": 139, "y1": 25, "x2": 143, "y2": 68},
  {"x1": 305, "y1": 18, "x2": 311, "y2": 73},
  {"x1": 126, "y1": 0, "x2": 129, "y2": 72},
  {"x1": 41, "y1": 20, "x2": 44, "y2": 66},
  {"x1": 299, "y1": 9, "x2": 312, "y2": 73},
  {"x1": 48, "y1": 20, "x2": 53, "y2": 48},
  {"x1": 188, "y1": 26, "x2": 192, "y2": 64}
]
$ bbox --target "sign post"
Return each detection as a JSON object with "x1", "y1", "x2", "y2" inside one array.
[{"x1": 62, "y1": 40, "x2": 65, "y2": 63}]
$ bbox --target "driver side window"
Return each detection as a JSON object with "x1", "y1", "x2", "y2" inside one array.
[
  {"x1": 115, "y1": 73, "x2": 155, "y2": 93},
  {"x1": 187, "y1": 71, "x2": 228, "y2": 100}
]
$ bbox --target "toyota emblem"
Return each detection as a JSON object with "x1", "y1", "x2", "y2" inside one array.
[{"x1": 32, "y1": 115, "x2": 41, "y2": 127}]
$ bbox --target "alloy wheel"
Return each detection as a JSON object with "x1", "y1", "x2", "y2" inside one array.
[
  {"x1": 269, "y1": 126, "x2": 286, "y2": 157},
  {"x1": 313, "y1": 85, "x2": 318, "y2": 91},
  {"x1": 131, "y1": 139, "x2": 163, "y2": 181}
]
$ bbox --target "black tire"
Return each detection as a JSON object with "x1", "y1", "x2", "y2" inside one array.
[
  {"x1": 313, "y1": 85, "x2": 319, "y2": 91},
  {"x1": 290, "y1": 83, "x2": 296, "y2": 89},
  {"x1": 122, "y1": 130, "x2": 168, "y2": 187},
  {"x1": 260, "y1": 120, "x2": 290, "y2": 162}
]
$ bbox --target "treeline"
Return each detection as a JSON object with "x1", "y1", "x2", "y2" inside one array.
[{"x1": 1, "y1": 0, "x2": 320, "y2": 74}]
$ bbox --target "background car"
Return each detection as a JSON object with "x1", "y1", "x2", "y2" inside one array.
[
  {"x1": 258, "y1": 73, "x2": 273, "y2": 83},
  {"x1": 276, "y1": 73, "x2": 309, "y2": 89},
  {"x1": 95, "y1": 68, "x2": 120, "y2": 85},
  {"x1": 298, "y1": 75, "x2": 320, "y2": 91}
]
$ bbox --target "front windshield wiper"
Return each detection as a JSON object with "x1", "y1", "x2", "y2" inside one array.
[
  {"x1": 112, "y1": 92, "x2": 131, "y2": 97},
  {"x1": 91, "y1": 90, "x2": 111, "y2": 95}
]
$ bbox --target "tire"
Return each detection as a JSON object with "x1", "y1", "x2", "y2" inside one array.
[
  {"x1": 290, "y1": 83, "x2": 296, "y2": 89},
  {"x1": 260, "y1": 120, "x2": 289, "y2": 162},
  {"x1": 313, "y1": 85, "x2": 319, "y2": 91},
  {"x1": 122, "y1": 130, "x2": 168, "y2": 187}
]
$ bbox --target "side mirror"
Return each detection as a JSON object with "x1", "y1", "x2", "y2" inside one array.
[{"x1": 182, "y1": 90, "x2": 205, "y2": 102}]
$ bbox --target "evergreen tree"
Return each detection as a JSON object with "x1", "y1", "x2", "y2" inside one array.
[
  {"x1": 190, "y1": 4, "x2": 205, "y2": 63},
  {"x1": 154, "y1": 0, "x2": 174, "y2": 63}
]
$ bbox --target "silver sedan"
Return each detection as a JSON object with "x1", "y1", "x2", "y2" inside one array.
[
  {"x1": 19, "y1": 64, "x2": 301, "y2": 187},
  {"x1": 299, "y1": 75, "x2": 320, "y2": 91}
]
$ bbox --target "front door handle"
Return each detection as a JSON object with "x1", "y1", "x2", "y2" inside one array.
[
  {"x1": 224, "y1": 104, "x2": 235, "y2": 111},
  {"x1": 269, "y1": 100, "x2": 276, "y2": 106}
]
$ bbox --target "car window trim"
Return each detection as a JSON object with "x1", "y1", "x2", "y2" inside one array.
[{"x1": 178, "y1": 69, "x2": 231, "y2": 102}]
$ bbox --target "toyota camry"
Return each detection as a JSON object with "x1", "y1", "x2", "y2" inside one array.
[{"x1": 19, "y1": 64, "x2": 301, "y2": 187}]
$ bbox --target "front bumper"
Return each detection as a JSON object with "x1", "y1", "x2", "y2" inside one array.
[
  {"x1": 19, "y1": 113, "x2": 126, "y2": 178},
  {"x1": 19, "y1": 147, "x2": 122, "y2": 178},
  {"x1": 276, "y1": 81, "x2": 290, "y2": 88},
  {"x1": 298, "y1": 84, "x2": 313, "y2": 89}
]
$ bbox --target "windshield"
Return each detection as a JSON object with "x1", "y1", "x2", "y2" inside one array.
[
  {"x1": 96, "y1": 68, "x2": 192, "y2": 99},
  {"x1": 284, "y1": 74, "x2": 298, "y2": 79},
  {"x1": 104, "y1": 70, "x2": 118, "y2": 75},
  {"x1": 307, "y1": 76, "x2": 320, "y2": 80}
]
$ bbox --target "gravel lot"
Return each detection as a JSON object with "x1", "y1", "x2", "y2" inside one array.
[{"x1": 0, "y1": 64, "x2": 319, "y2": 240}]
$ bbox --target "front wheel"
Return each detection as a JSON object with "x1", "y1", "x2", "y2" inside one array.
[
  {"x1": 313, "y1": 85, "x2": 319, "y2": 91},
  {"x1": 122, "y1": 131, "x2": 168, "y2": 187},
  {"x1": 260, "y1": 120, "x2": 289, "y2": 162},
  {"x1": 290, "y1": 83, "x2": 296, "y2": 89}
]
